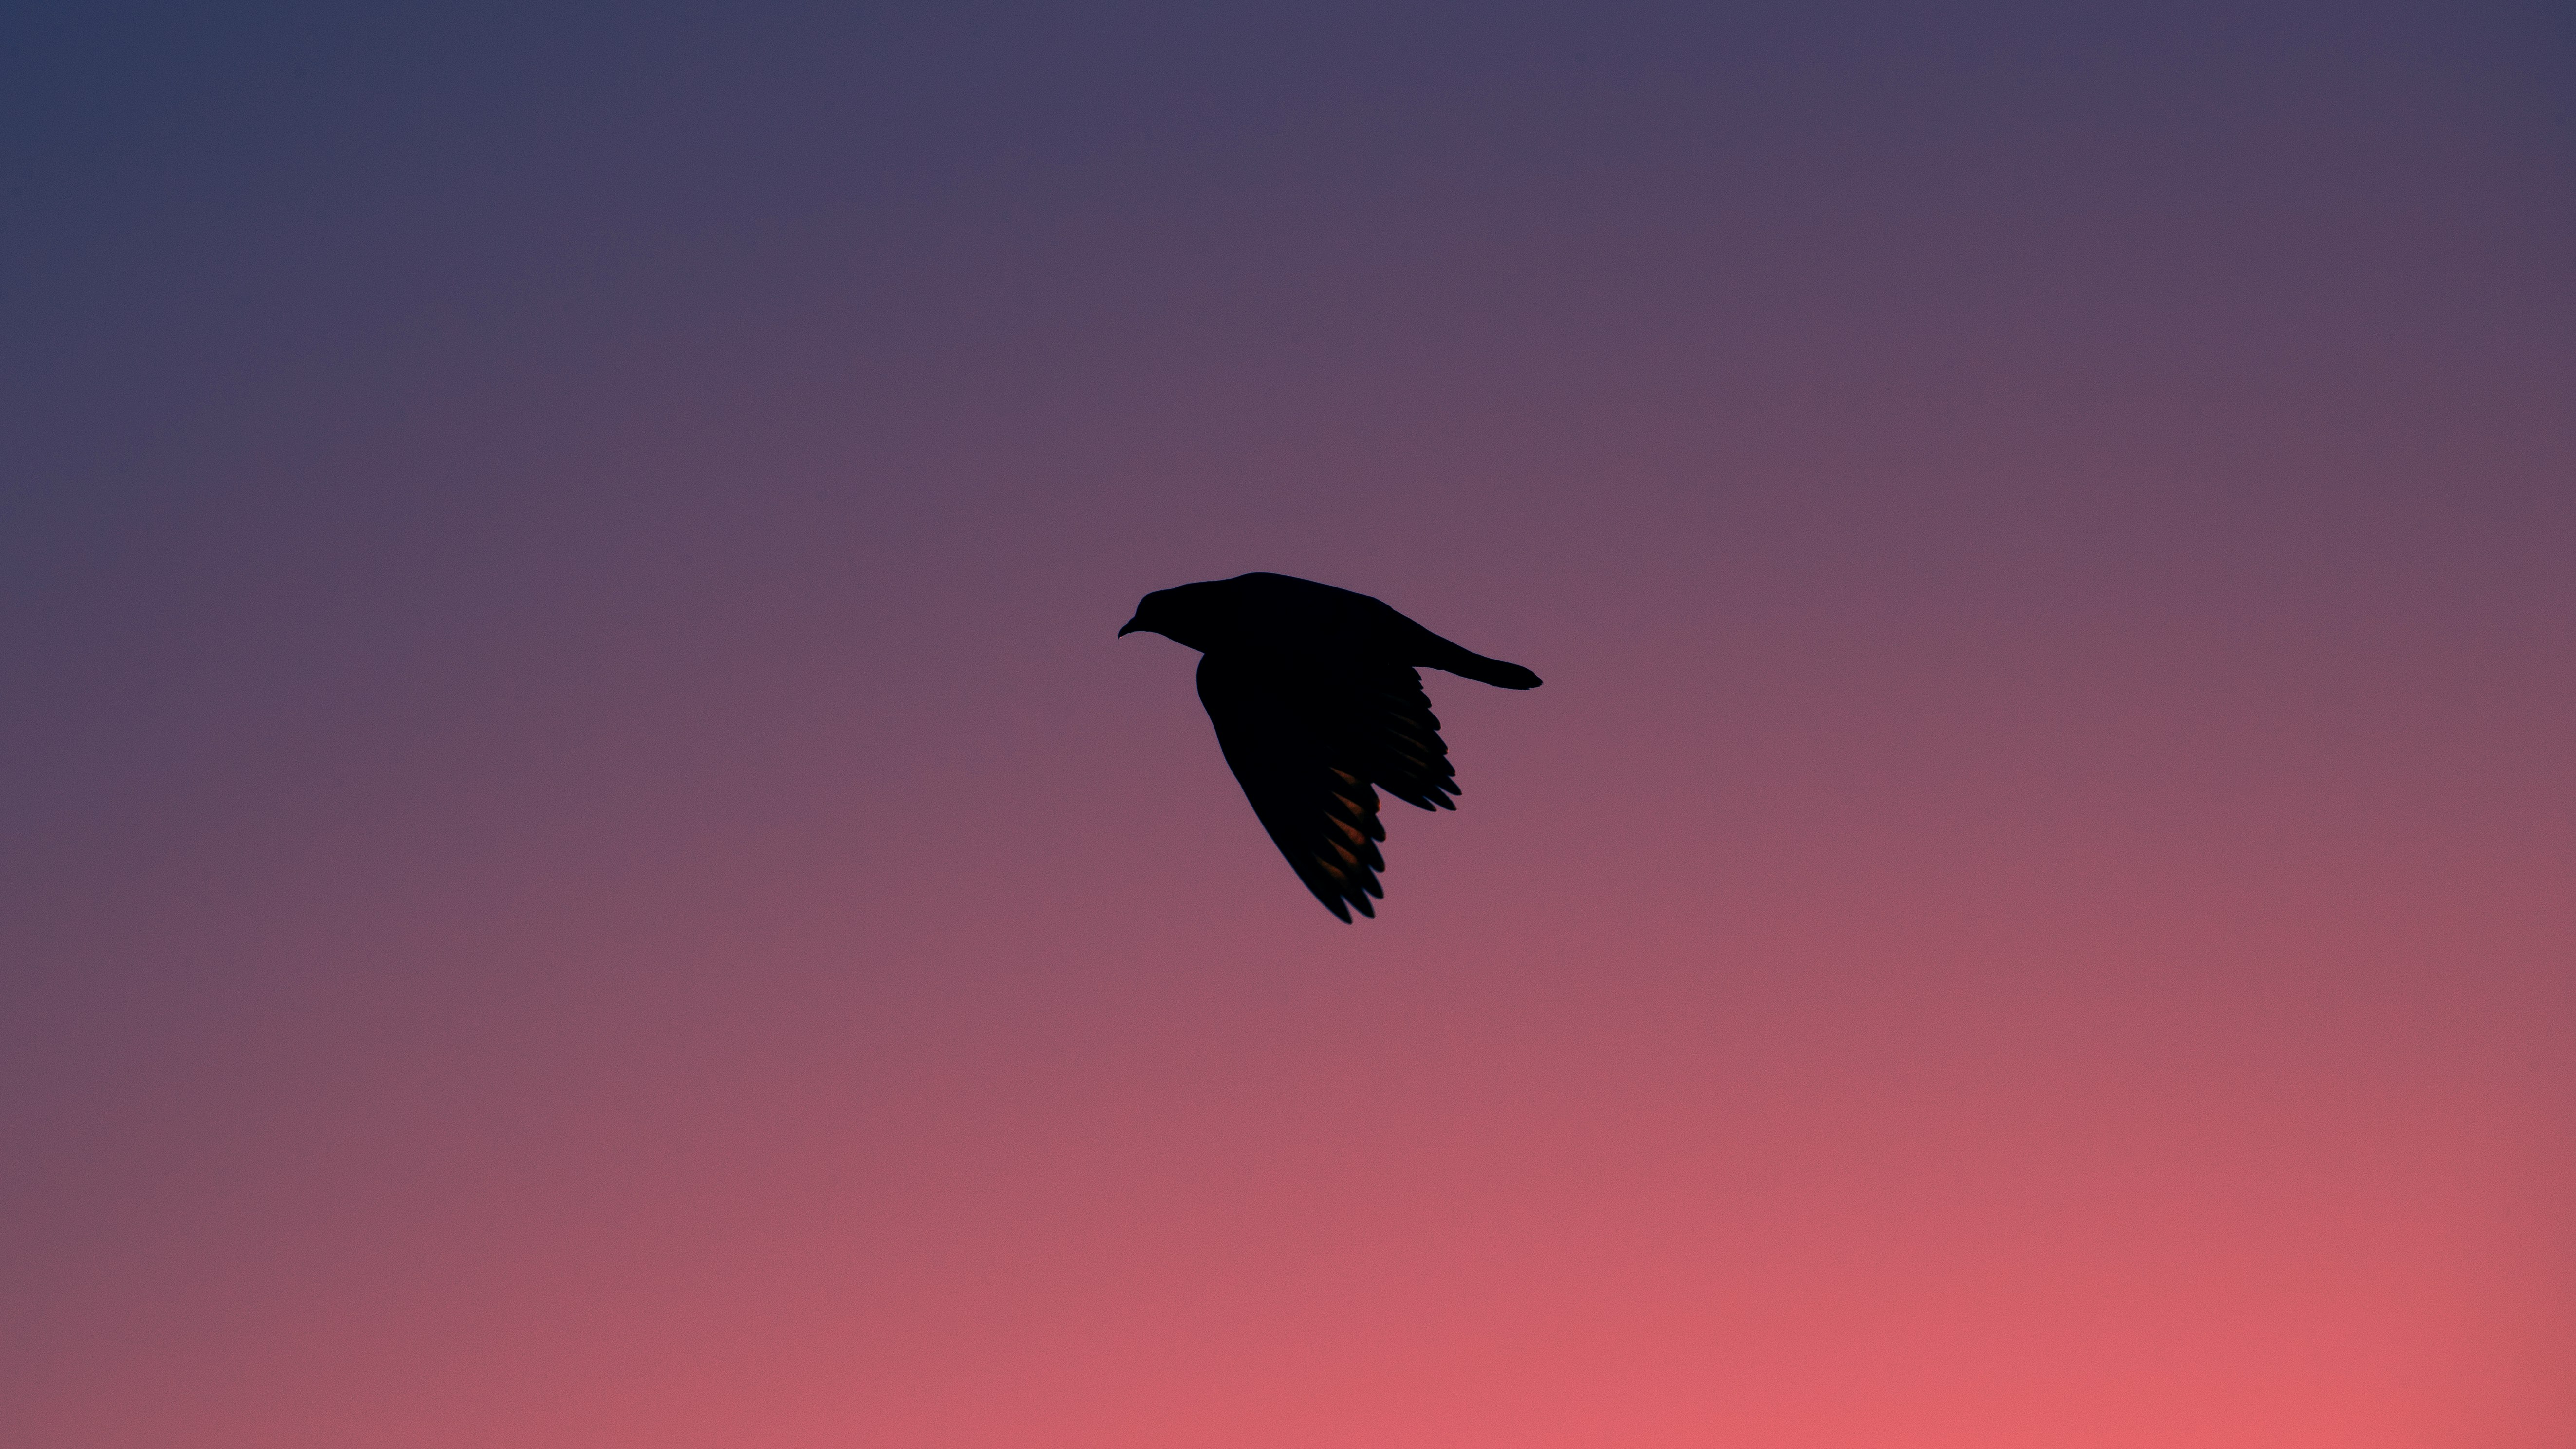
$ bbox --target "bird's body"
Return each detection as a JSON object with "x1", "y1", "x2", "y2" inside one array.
[{"x1": 1120, "y1": 573, "x2": 1540, "y2": 921}]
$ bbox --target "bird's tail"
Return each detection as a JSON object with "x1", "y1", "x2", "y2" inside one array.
[{"x1": 1426, "y1": 640, "x2": 1542, "y2": 689}]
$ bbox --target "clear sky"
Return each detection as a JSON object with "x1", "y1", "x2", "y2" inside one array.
[{"x1": 5, "y1": 3, "x2": 2571, "y2": 1446}]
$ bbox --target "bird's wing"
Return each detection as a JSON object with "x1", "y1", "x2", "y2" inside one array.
[{"x1": 1195, "y1": 652, "x2": 1458, "y2": 921}]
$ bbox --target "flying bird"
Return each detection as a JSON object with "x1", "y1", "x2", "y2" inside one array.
[{"x1": 1119, "y1": 572, "x2": 1541, "y2": 921}]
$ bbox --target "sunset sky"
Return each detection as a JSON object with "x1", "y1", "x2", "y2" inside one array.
[{"x1": 5, "y1": 3, "x2": 2571, "y2": 1446}]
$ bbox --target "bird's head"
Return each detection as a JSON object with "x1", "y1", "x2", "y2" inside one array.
[{"x1": 1117, "y1": 584, "x2": 1219, "y2": 651}]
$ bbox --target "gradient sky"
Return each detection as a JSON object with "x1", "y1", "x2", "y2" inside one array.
[{"x1": 5, "y1": 3, "x2": 2572, "y2": 1447}]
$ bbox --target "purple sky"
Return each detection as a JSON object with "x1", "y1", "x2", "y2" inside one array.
[{"x1": 7, "y1": 4, "x2": 2573, "y2": 1446}]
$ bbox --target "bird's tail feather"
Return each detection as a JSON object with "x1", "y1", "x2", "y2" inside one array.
[{"x1": 1427, "y1": 642, "x2": 1542, "y2": 689}]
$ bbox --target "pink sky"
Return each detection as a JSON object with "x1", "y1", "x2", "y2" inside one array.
[{"x1": 5, "y1": 3, "x2": 2570, "y2": 1445}]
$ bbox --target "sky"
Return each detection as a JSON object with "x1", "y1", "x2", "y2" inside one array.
[{"x1": 4, "y1": 2, "x2": 2572, "y2": 1446}]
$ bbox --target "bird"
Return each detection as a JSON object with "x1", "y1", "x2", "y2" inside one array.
[{"x1": 1119, "y1": 572, "x2": 1540, "y2": 921}]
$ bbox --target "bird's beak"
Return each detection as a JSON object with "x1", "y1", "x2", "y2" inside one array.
[{"x1": 1117, "y1": 616, "x2": 1140, "y2": 637}]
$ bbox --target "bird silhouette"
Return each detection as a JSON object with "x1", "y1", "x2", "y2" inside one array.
[{"x1": 1120, "y1": 572, "x2": 1540, "y2": 921}]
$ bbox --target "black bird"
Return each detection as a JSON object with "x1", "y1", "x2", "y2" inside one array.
[{"x1": 1119, "y1": 572, "x2": 1541, "y2": 921}]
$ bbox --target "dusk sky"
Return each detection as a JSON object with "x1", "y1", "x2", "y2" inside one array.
[{"x1": 5, "y1": 3, "x2": 2572, "y2": 1446}]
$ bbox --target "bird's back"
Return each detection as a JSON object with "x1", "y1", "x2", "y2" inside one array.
[{"x1": 1205, "y1": 574, "x2": 1537, "y2": 684}]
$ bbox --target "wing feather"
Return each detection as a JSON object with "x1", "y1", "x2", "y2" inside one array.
[{"x1": 1196, "y1": 652, "x2": 1459, "y2": 921}]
